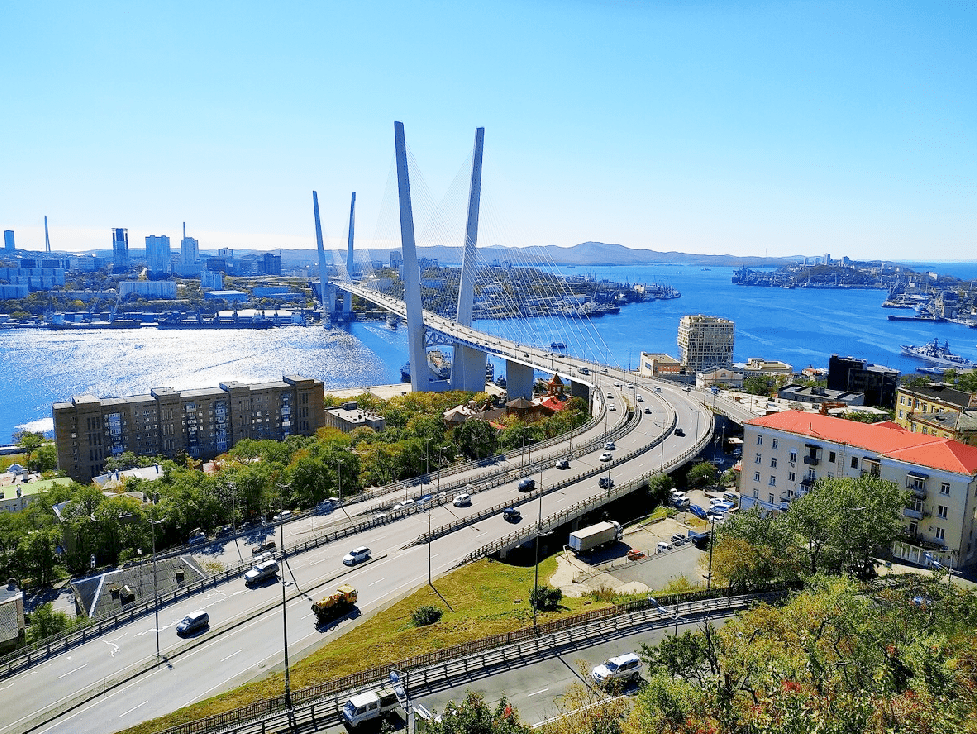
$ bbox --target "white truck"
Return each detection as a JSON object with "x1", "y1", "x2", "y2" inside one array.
[
  {"x1": 568, "y1": 520, "x2": 622, "y2": 553},
  {"x1": 341, "y1": 686, "x2": 401, "y2": 726}
]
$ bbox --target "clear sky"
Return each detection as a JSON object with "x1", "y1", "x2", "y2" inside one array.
[{"x1": 1, "y1": 1, "x2": 974, "y2": 261}]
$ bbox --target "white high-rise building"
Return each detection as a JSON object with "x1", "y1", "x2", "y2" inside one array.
[
  {"x1": 677, "y1": 314, "x2": 734, "y2": 374},
  {"x1": 145, "y1": 235, "x2": 172, "y2": 275}
]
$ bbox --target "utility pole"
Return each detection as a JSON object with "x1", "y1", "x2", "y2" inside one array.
[{"x1": 280, "y1": 503, "x2": 292, "y2": 708}]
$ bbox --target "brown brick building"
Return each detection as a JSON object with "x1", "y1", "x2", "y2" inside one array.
[{"x1": 53, "y1": 375, "x2": 324, "y2": 482}]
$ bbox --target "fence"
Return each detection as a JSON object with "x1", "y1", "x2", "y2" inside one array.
[{"x1": 157, "y1": 583, "x2": 797, "y2": 734}]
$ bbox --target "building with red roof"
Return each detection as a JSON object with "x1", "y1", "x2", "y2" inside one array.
[{"x1": 741, "y1": 411, "x2": 977, "y2": 569}]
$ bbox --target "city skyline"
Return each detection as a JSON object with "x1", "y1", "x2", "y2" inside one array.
[{"x1": 1, "y1": 1, "x2": 974, "y2": 262}]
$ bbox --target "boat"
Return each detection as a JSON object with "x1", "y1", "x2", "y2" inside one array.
[
  {"x1": 887, "y1": 314, "x2": 946, "y2": 322},
  {"x1": 916, "y1": 366, "x2": 947, "y2": 375},
  {"x1": 901, "y1": 339, "x2": 974, "y2": 369},
  {"x1": 550, "y1": 341, "x2": 566, "y2": 350},
  {"x1": 400, "y1": 350, "x2": 452, "y2": 382}
]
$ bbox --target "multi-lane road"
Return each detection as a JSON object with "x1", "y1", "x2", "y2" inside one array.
[{"x1": 1, "y1": 359, "x2": 714, "y2": 734}]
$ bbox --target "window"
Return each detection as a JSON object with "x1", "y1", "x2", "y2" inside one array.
[
  {"x1": 789, "y1": 450, "x2": 797, "y2": 463},
  {"x1": 938, "y1": 505, "x2": 948, "y2": 520},
  {"x1": 755, "y1": 453, "x2": 762, "y2": 464},
  {"x1": 788, "y1": 471, "x2": 796, "y2": 482},
  {"x1": 941, "y1": 482, "x2": 950, "y2": 495},
  {"x1": 898, "y1": 410, "x2": 904, "y2": 418},
  {"x1": 851, "y1": 457, "x2": 858, "y2": 469},
  {"x1": 828, "y1": 451, "x2": 836, "y2": 463},
  {"x1": 900, "y1": 396, "x2": 906, "y2": 405},
  {"x1": 771, "y1": 457, "x2": 778, "y2": 468},
  {"x1": 769, "y1": 476, "x2": 776, "y2": 486},
  {"x1": 768, "y1": 493, "x2": 775, "y2": 504},
  {"x1": 753, "y1": 489, "x2": 759, "y2": 498},
  {"x1": 754, "y1": 472, "x2": 761, "y2": 483},
  {"x1": 757, "y1": 435, "x2": 763, "y2": 446},
  {"x1": 935, "y1": 527, "x2": 945, "y2": 541},
  {"x1": 771, "y1": 438, "x2": 779, "y2": 449}
]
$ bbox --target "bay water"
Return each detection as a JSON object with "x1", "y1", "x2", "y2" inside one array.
[{"x1": 3, "y1": 263, "x2": 976, "y2": 444}]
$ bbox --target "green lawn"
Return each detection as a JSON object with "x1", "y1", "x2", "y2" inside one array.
[{"x1": 119, "y1": 555, "x2": 611, "y2": 734}]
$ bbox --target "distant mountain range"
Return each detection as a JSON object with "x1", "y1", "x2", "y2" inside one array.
[{"x1": 83, "y1": 241, "x2": 802, "y2": 269}]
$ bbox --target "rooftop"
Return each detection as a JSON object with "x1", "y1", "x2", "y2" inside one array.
[{"x1": 748, "y1": 410, "x2": 977, "y2": 475}]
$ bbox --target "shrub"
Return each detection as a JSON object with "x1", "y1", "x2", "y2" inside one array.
[
  {"x1": 411, "y1": 605, "x2": 443, "y2": 626},
  {"x1": 530, "y1": 585, "x2": 563, "y2": 611}
]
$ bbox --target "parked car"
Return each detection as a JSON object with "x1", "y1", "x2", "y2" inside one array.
[
  {"x1": 518, "y1": 477, "x2": 535, "y2": 492},
  {"x1": 689, "y1": 504, "x2": 708, "y2": 519},
  {"x1": 670, "y1": 533, "x2": 687, "y2": 546},
  {"x1": 176, "y1": 610, "x2": 209, "y2": 636},
  {"x1": 672, "y1": 496, "x2": 690, "y2": 510},
  {"x1": 503, "y1": 507, "x2": 521, "y2": 523},
  {"x1": 342, "y1": 546, "x2": 371, "y2": 566},
  {"x1": 252, "y1": 539, "x2": 277, "y2": 555},
  {"x1": 452, "y1": 492, "x2": 472, "y2": 507},
  {"x1": 656, "y1": 541, "x2": 673, "y2": 553},
  {"x1": 555, "y1": 459, "x2": 570, "y2": 470},
  {"x1": 599, "y1": 476, "x2": 614, "y2": 489},
  {"x1": 599, "y1": 452, "x2": 613, "y2": 462},
  {"x1": 723, "y1": 491, "x2": 741, "y2": 503},
  {"x1": 272, "y1": 510, "x2": 293, "y2": 524}
]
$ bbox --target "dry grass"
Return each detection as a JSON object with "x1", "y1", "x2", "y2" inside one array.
[{"x1": 118, "y1": 555, "x2": 613, "y2": 734}]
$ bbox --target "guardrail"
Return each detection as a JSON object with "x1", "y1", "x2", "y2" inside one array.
[{"x1": 154, "y1": 583, "x2": 797, "y2": 734}]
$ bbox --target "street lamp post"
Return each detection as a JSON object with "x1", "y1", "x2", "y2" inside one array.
[
  {"x1": 149, "y1": 504, "x2": 161, "y2": 665},
  {"x1": 279, "y1": 501, "x2": 292, "y2": 708}
]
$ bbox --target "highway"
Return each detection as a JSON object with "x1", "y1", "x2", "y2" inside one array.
[{"x1": 1, "y1": 350, "x2": 715, "y2": 734}]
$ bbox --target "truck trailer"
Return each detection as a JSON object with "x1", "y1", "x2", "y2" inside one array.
[
  {"x1": 311, "y1": 584, "x2": 357, "y2": 626},
  {"x1": 568, "y1": 520, "x2": 622, "y2": 553}
]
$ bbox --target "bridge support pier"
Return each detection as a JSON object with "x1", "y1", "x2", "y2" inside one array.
[
  {"x1": 451, "y1": 345, "x2": 487, "y2": 392},
  {"x1": 505, "y1": 360, "x2": 534, "y2": 400}
]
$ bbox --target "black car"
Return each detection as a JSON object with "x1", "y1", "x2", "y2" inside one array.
[
  {"x1": 599, "y1": 476, "x2": 614, "y2": 489},
  {"x1": 555, "y1": 459, "x2": 570, "y2": 470},
  {"x1": 674, "y1": 428, "x2": 685, "y2": 436},
  {"x1": 252, "y1": 539, "x2": 277, "y2": 555},
  {"x1": 503, "y1": 507, "x2": 521, "y2": 522},
  {"x1": 518, "y1": 478, "x2": 535, "y2": 492}
]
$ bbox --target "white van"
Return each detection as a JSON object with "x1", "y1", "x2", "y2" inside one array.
[{"x1": 656, "y1": 541, "x2": 673, "y2": 554}]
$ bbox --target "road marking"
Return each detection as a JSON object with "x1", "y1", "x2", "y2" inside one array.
[
  {"x1": 219, "y1": 649, "x2": 243, "y2": 662},
  {"x1": 118, "y1": 701, "x2": 146, "y2": 718},
  {"x1": 368, "y1": 577, "x2": 386, "y2": 587},
  {"x1": 527, "y1": 687, "x2": 549, "y2": 697},
  {"x1": 57, "y1": 663, "x2": 88, "y2": 679},
  {"x1": 104, "y1": 641, "x2": 120, "y2": 657}
]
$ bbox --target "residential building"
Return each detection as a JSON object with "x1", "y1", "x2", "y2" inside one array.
[
  {"x1": 778, "y1": 384, "x2": 864, "y2": 406},
  {"x1": 895, "y1": 383, "x2": 977, "y2": 436},
  {"x1": 677, "y1": 315, "x2": 734, "y2": 374},
  {"x1": 3, "y1": 230, "x2": 13, "y2": 251},
  {"x1": 145, "y1": 235, "x2": 172, "y2": 275},
  {"x1": 639, "y1": 352, "x2": 682, "y2": 378},
  {"x1": 53, "y1": 375, "x2": 324, "y2": 483},
  {"x1": 0, "y1": 477, "x2": 72, "y2": 513},
  {"x1": 907, "y1": 409, "x2": 977, "y2": 447},
  {"x1": 740, "y1": 357, "x2": 794, "y2": 379},
  {"x1": 112, "y1": 228, "x2": 129, "y2": 270},
  {"x1": 119, "y1": 281, "x2": 178, "y2": 299},
  {"x1": 828, "y1": 355, "x2": 900, "y2": 408},
  {"x1": 324, "y1": 402, "x2": 386, "y2": 433},
  {"x1": 181, "y1": 228, "x2": 199, "y2": 265},
  {"x1": 741, "y1": 411, "x2": 977, "y2": 568}
]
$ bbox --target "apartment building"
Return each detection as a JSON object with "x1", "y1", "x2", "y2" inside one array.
[
  {"x1": 53, "y1": 375, "x2": 324, "y2": 483},
  {"x1": 895, "y1": 383, "x2": 977, "y2": 445},
  {"x1": 677, "y1": 315, "x2": 734, "y2": 374},
  {"x1": 741, "y1": 411, "x2": 977, "y2": 568}
]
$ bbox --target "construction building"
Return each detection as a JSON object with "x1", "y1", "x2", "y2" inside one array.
[
  {"x1": 677, "y1": 314, "x2": 734, "y2": 374},
  {"x1": 53, "y1": 375, "x2": 324, "y2": 483}
]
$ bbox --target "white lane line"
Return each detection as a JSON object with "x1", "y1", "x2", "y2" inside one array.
[
  {"x1": 57, "y1": 663, "x2": 88, "y2": 679},
  {"x1": 527, "y1": 687, "x2": 549, "y2": 697},
  {"x1": 118, "y1": 701, "x2": 147, "y2": 718},
  {"x1": 367, "y1": 577, "x2": 386, "y2": 587},
  {"x1": 219, "y1": 649, "x2": 243, "y2": 663}
]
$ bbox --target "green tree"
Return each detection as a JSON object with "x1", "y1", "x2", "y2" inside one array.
[
  {"x1": 26, "y1": 602, "x2": 74, "y2": 642},
  {"x1": 453, "y1": 419, "x2": 499, "y2": 460},
  {"x1": 429, "y1": 691, "x2": 531, "y2": 734},
  {"x1": 13, "y1": 430, "x2": 44, "y2": 468},
  {"x1": 685, "y1": 461, "x2": 717, "y2": 489},
  {"x1": 31, "y1": 443, "x2": 58, "y2": 473}
]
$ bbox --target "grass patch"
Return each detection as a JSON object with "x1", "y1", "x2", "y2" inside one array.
[{"x1": 118, "y1": 555, "x2": 612, "y2": 734}]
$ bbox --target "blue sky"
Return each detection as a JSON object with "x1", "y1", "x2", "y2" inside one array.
[{"x1": 1, "y1": 1, "x2": 974, "y2": 261}]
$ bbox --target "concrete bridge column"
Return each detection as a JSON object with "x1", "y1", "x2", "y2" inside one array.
[
  {"x1": 506, "y1": 360, "x2": 534, "y2": 400},
  {"x1": 452, "y1": 344, "x2": 487, "y2": 392}
]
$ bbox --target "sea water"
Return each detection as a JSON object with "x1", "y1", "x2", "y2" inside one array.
[{"x1": 3, "y1": 263, "x2": 976, "y2": 443}]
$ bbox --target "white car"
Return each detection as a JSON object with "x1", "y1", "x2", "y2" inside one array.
[
  {"x1": 608, "y1": 404, "x2": 616, "y2": 411},
  {"x1": 393, "y1": 498, "x2": 415, "y2": 511},
  {"x1": 591, "y1": 653, "x2": 642, "y2": 684},
  {"x1": 599, "y1": 452, "x2": 613, "y2": 462},
  {"x1": 452, "y1": 493, "x2": 472, "y2": 507},
  {"x1": 342, "y1": 546, "x2": 371, "y2": 566}
]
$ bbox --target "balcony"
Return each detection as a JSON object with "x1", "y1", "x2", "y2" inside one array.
[
  {"x1": 903, "y1": 507, "x2": 924, "y2": 520},
  {"x1": 909, "y1": 485, "x2": 927, "y2": 499},
  {"x1": 803, "y1": 455, "x2": 820, "y2": 466}
]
